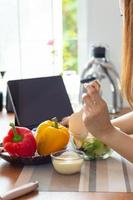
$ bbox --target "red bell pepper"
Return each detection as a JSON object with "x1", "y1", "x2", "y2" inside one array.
[{"x1": 3, "y1": 123, "x2": 36, "y2": 157}]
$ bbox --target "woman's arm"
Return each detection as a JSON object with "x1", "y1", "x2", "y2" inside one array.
[
  {"x1": 111, "y1": 111, "x2": 133, "y2": 135},
  {"x1": 82, "y1": 81, "x2": 133, "y2": 163},
  {"x1": 99, "y1": 126, "x2": 133, "y2": 163}
]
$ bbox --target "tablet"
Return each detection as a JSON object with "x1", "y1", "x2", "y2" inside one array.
[{"x1": 7, "y1": 76, "x2": 73, "y2": 129}]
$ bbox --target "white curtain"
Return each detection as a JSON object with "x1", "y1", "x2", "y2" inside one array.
[{"x1": 0, "y1": 0, "x2": 63, "y2": 81}]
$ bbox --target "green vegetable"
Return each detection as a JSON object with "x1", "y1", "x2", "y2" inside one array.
[{"x1": 81, "y1": 137, "x2": 111, "y2": 160}]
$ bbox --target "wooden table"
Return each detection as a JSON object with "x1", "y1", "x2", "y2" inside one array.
[{"x1": 0, "y1": 109, "x2": 133, "y2": 200}]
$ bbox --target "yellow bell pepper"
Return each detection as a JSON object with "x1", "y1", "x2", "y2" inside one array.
[{"x1": 35, "y1": 119, "x2": 70, "y2": 155}]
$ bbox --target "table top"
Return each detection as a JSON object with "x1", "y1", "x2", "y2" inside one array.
[
  {"x1": 0, "y1": 109, "x2": 133, "y2": 200},
  {"x1": 15, "y1": 151, "x2": 133, "y2": 192}
]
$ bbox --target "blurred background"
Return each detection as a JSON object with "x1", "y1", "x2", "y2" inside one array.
[{"x1": 0, "y1": 0, "x2": 124, "y2": 111}]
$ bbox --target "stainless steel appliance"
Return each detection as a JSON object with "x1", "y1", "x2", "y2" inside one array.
[{"x1": 79, "y1": 45, "x2": 123, "y2": 114}]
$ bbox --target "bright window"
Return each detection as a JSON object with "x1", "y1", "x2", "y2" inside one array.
[
  {"x1": 0, "y1": 0, "x2": 79, "y2": 107},
  {"x1": 0, "y1": 0, "x2": 62, "y2": 81}
]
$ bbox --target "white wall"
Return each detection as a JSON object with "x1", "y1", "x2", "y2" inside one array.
[{"x1": 78, "y1": 0, "x2": 123, "y2": 74}]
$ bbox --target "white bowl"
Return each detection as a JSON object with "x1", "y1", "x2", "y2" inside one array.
[{"x1": 51, "y1": 149, "x2": 84, "y2": 175}]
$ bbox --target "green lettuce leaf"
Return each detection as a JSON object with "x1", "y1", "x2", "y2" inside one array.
[{"x1": 82, "y1": 137, "x2": 110, "y2": 160}]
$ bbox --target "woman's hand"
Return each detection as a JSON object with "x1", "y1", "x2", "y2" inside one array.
[
  {"x1": 60, "y1": 116, "x2": 70, "y2": 127},
  {"x1": 82, "y1": 81, "x2": 114, "y2": 139}
]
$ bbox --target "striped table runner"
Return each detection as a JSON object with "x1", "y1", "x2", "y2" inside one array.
[{"x1": 15, "y1": 151, "x2": 133, "y2": 192}]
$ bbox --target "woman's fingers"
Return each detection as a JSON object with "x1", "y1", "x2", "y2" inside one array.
[
  {"x1": 60, "y1": 116, "x2": 70, "y2": 127},
  {"x1": 82, "y1": 93, "x2": 93, "y2": 109},
  {"x1": 82, "y1": 80, "x2": 112, "y2": 138},
  {"x1": 84, "y1": 80, "x2": 100, "y2": 92},
  {"x1": 82, "y1": 81, "x2": 102, "y2": 110}
]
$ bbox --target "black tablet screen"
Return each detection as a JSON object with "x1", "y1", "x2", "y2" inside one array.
[{"x1": 7, "y1": 76, "x2": 73, "y2": 129}]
